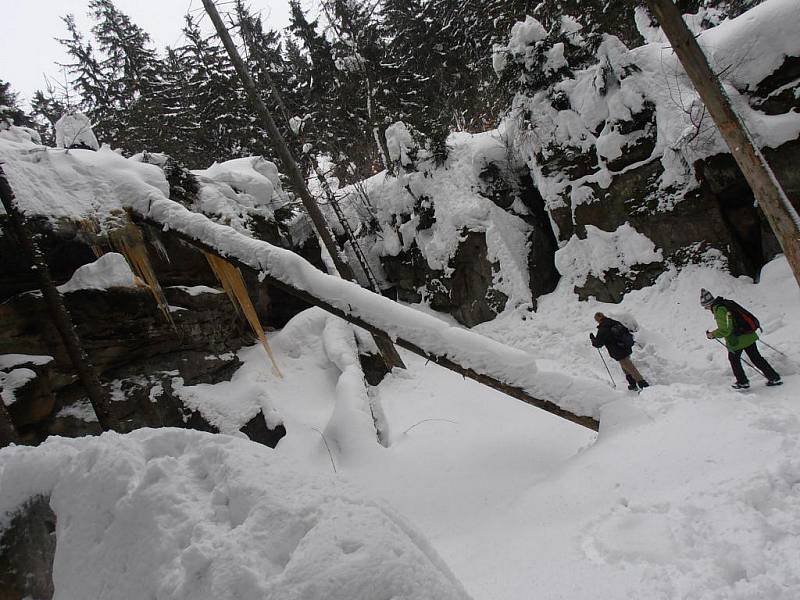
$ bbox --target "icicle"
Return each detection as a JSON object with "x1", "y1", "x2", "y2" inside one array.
[
  {"x1": 106, "y1": 211, "x2": 176, "y2": 330},
  {"x1": 203, "y1": 251, "x2": 283, "y2": 378},
  {"x1": 75, "y1": 218, "x2": 105, "y2": 258}
]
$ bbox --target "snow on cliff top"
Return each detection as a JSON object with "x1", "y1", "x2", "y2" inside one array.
[
  {"x1": 0, "y1": 126, "x2": 167, "y2": 225},
  {"x1": 0, "y1": 428, "x2": 471, "y2": 600},
  {"x1": 0, "y1": 126, "x2": 290, "y2": 237}
]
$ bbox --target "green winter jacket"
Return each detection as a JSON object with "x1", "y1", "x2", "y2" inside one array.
[{"x1": 711, "y1": 304, "x2": 758, "y2": 351}]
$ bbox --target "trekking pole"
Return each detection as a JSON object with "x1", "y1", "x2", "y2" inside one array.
[
  {"x1": 597, "y1": 349, "x2": 616, "y2": 388},
  {"x1": 759, "y1": 339, "x2": 789, "y2": 358},
  {"x1": 712, "y1": 338, "x2": 767, "y2": 379}
]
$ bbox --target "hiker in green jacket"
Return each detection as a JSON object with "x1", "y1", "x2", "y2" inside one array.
[{"x1": 700, "y1": 288, "x2": 781, "y2": 389}]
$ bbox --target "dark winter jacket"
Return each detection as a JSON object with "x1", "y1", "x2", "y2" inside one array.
[{"x1": 591, "y1": 317, "x2": 632, "y2": 361}]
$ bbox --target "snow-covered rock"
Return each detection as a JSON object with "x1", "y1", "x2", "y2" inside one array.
[
  {"x1": 555, "y1": 223, "x2": 663, "y2": 286},
  {"x1": 194, "y1": 156, "x2": 285, "y2": 210},
  {"x1": 385, "y1": 121, "x2": 416, "y2": 167},
  {"x1": 338, "y1": 129, "x2": 554, "y2": 324},
  {"x1": 54, "y1": 112, "x2": 99, "y2": 151},
  {"x1": 57, "y1": 253, "x2": 138, "y2": 293}
]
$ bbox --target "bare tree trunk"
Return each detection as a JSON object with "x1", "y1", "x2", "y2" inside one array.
[
  {"x1": 201, "y1": 0, "x2": 405, "y2": 370},
  {"x1": 645, "y1": 0, "x2": 800, "y2": 288},
  {"x1": 237, "y1": 16, "x2": 386, "y2": 298},
  {"x1": 0, "y1": 166, "x2": 114, "y2": 430},
  {"x1": 0, "y1": 397, "x2": 19, "y2": 447}
]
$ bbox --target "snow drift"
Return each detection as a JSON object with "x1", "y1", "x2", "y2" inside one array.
[{"x1": 0, "y1": 428, "x2": 471, "y2": 600}]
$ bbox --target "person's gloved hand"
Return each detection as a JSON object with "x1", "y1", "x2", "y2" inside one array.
[
  {"x1": 706, "y1": 330, "x2": 714, "y2": 339},
  {"x1": 589, "y1": 333, "x2": 596, "y2": 342}
]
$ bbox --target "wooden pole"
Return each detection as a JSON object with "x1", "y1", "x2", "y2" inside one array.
[
  {"x1": 0, "y1": 165, "x2": 114, "y2": 430},
  {"x1": 201, "y1": 0, "x2": 406, "y2": 369},
  {"x1": 132, "y1": 213, "x2": 600, "y2": 432},
  {"x1": 645, "y1": 0, "x2": 800, "y2": 288}
]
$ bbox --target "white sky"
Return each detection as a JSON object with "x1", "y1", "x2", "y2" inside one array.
[{"x1": 0, "y1": 0, "x2": 298, "y2": 107}]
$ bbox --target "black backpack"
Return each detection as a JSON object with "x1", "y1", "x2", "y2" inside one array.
[
  {"x1": 610, "y1": 322, "x2": 635, "y2": 351},
  {"x1": 720, "y1": 299, "x2": 761, "y2": 335}
]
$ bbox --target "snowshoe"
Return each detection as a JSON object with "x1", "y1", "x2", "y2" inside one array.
[
  {"x1": 637, "y1": 380, "x2": 649, "y2": 390},
  {"x1": 766, "y1": 379, "x2": 783, "y2": 387},
  {"x1": 627, "y1": 382, "x2": 638, "y2": 391},
  {"x1": 731, "y1": 382, "x2": 750, "y2": 390}
]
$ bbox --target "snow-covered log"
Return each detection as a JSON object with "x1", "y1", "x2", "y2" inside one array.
[{"x1": 130, "y1": 197, "x2": 616, "y2": 431}]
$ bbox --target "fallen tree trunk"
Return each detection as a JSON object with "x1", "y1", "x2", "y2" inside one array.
[{"x1": 131, "y1": 212, "x2": 601, "y2": 431}]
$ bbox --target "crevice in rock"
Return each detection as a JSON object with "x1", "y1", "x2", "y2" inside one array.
[
  {"x1": 695, "y1": 155, "x2": 783, "y2": 280},
  {"x1": 517, "y1": 174, "x2": 560, "y2": 302}
]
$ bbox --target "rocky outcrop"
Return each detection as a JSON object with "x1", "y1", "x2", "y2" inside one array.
[
  {"x1": 0, "y1": 496, "x2": 56, "y2": 600},
  {"x1": 0, "y1": 283, "x2": 244, "y2": 440},
  {"x1": 1, "y1": 357, "x2": 57, "y2": 428},
  {"x1": 498, "y1": 3, "x2": 800, "y2": 300},
  {"x1": 0, "y1": 217, "x2": 96, "y2": 301},
  {"x1": 381, "y1": 231, "x2": 508, "y2": 327},
  {"x1": 0, "y1": 216, "x2": 299, "y2": 446}
]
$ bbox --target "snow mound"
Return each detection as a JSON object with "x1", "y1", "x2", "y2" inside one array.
[
  {"x1": 0, "y1": 428, "x2": 471, "y2": 600},
  {"x1": 57, "y1": 253, "x2": 138, "y2": 293},
  {"x1": 385, "y1": 121, "x2": 416, "y2": 167},
  {"x1": 194, "y1": 157, "x2": 285, "y2": 209}
]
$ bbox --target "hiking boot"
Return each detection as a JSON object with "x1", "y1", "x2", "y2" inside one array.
[
  {"x1": 731, "y1": 382, "x2": 750, "y2": 390},
  {"x1": 637, "y1": 380, "x2": 649, "y2": 389},
  {"x1": 766, "y1": 378, "x2": 783, "y2": 387},
  {"x1": 627, "y1": 382, "x2": 638, "y2": 391}
]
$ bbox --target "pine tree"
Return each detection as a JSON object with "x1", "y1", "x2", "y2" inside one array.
[
  {"x1": 87, "y1": 0, "x2": 166, "y2": 151},
  {"x1": 0, "y1": 80, "x2": 33, "y2": 128}
]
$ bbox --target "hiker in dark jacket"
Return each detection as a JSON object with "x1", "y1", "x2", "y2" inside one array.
[
  {"x1": 700, "y1": 288, "x2": 781, "y2": 389},
  {"x1": 590, "y1": 312, "x2": 649, "y2": 390}
]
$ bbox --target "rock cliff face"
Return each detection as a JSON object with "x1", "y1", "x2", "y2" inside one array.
[
  {"x1": 335, "y1": 3, "x2": 797, "y2": 323},
  {"x1": 0, "y1": 144, "x2": 328, "y2": 443},
  {"x1": 0, "y1": 216, "x2": 305, "y2": 444},
  {"x1": 493, "y1": 1, "x2": 800, "y2": 302}
]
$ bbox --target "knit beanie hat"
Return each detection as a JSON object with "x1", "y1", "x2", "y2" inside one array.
[{"x1": 700, "y1": 288, "x2": 715, "y2": 307}]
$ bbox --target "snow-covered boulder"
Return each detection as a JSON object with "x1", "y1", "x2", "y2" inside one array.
[
  {"x1": 0, "y1": 428, "x2": 472, "y2": 600},
  {"x1": 54, "y1": 112, "x2": 99, "y2": 151},
  {"x1": 385, "y1": 121, "x2": 417, "y2": 168}
]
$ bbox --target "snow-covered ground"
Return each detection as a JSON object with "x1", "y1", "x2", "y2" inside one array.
[{"x1": 3, "y1": 255, "x2": 798, "y2": 599}]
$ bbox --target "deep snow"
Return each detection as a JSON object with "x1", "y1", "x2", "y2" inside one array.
[
  {"x1": 1, "y1": 1, "x2": 799, "y2": 594},
  {"x1": 3, "y1": 255, "x2": 798, "y2": 599}
]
